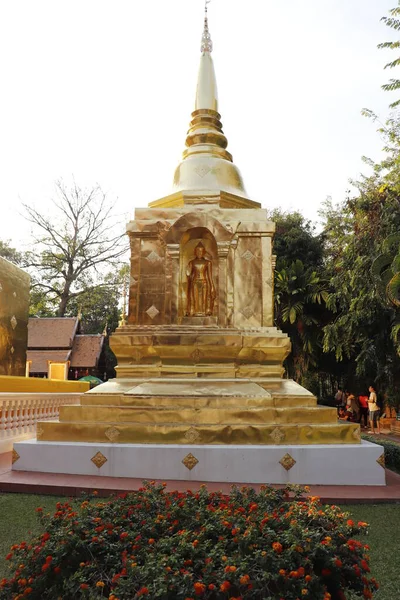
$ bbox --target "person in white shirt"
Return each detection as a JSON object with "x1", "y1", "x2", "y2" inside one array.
[{"x1": 368, "y1": 385, "x2": 380, "y2": 434}]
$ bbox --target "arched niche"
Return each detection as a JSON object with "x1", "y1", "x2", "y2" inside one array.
[
  {"x1": 164, "y1": 213, "x2": 234, "y2": 245},
  {"x1": 179, "y1": 227, "x2": 218, "y2": 320}
]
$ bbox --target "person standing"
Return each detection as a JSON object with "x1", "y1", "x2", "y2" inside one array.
[
  {"x1": 334, "y1": 387, "x2": 346, "y2": 414},
  {"x1": 368, "y1": 385, "x2": 381, "y2": 435}
]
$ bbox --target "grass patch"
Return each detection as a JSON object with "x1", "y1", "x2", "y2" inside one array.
[
  {"x1": 0, "y1": 493, "x2": 398, "y2": 598},
  {"x1": 341, "y1": 504, "x2": 400, "y2": 600},
  {"x1": 0, "y1": 493, "x2": 66, "y2": 579}
]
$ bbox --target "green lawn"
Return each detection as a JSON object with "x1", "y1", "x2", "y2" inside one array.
[
  {"x1": 0, "y1": 494, "x2": 399, "y2": 598},
  {"x1": 0, "y1": 493, "x2": 65, "y2": 579}
]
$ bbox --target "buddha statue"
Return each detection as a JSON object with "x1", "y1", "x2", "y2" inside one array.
[{"x1": 185, "y1": 242, "x2": 216, "y2": 316}]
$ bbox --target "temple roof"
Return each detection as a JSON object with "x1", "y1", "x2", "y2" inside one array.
[
  {"x1": 70, "y1": 335, "x2": 104, "y2": 368},
  {"x1": 28, "y1": 317, "x2": 79, "y2": 349}
]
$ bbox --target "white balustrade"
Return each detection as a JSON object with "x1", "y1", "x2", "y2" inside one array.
[{"x1": 0, "y1": 393, "x2": 81, "y2": 450}]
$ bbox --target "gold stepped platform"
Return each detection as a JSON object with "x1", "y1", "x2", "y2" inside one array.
[{"x1": 36, "y1": 378, "x2": 360, "y2": 446}]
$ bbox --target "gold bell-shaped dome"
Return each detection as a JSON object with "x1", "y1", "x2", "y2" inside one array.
[{"x1": 172, "y1": 6, "x2": 248, "y2": 199}]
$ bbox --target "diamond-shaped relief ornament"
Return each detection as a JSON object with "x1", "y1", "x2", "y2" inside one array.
[
  {"x1": 146, "y1": 305, "x2": 160, "y2": 320},
  {"x1": 182, "y1": 453, "x2": 199, "y2": 470},
  {"x1": 191, "y1": 349, "x2": 203, "y2": 362},
  {"x1": 194, "y1": 165, "x2": 212, "y2": 178},
  {"x1": 279, "y1": 453, "x2": 296, "y2": 471},
  {"x1": 10, "y1": 315, "x2": 17, "y2": 330},
  {"x1": 303, "y1": 426, "x2": 313, "y2": 438},
  {"x1": 376, "y1": 453, "x2": 385, "y2": 469},
  {"x1": 130, "y1": 276, "x2": 137, "y2": 286},
  {"x1": 105, "y1": 426, "x2": 120, "y2": 443},
  {"x1": 10, "y1": 346, "x2": 14, "y2": 354},
  {"x1": 146, "y1": 251, "x2": 161, "y2": 264},
  {"x1": 12, "y1": 449, "x2": 20, "y2": 464},
  {"x1": 270, "y1": 427, "x2": 285, "y2": 444},
  {"x1": 241, "y1": 250, "x2": 255, "y2": 261},
  {"x1": 36, "y1": 426, "x2": 44, "y2": 439},
  {"x1": 13, "y1": 291, "x2": 17, "y2": 297},
  {"x1": 352, "y1": 427, "x2": 361, "y2": 441},
  {"x1": 241, "y1": 306, "x2": 254, "y2": 320},
  {"x1": 0, "y1": 282, "x2": 2, "y2": 292},
  {"x1": 91, "y1": 451, "x2": 108, "y2": 469},
  {"x1": 184, "y1": 427, "x2": 200, "y2": 443}
]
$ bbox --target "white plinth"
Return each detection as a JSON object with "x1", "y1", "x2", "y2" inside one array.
[{"x1": 12, "y1": 440, "x2": 386, "y2": 486}]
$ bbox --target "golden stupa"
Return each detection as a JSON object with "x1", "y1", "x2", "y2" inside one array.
[{"x1": 35, "y1": 7, "x2": 360, "y2": 450}]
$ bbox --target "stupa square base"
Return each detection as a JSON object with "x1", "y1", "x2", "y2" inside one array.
[{"x1": 12, "y1": 439, "x2": 385, "y2": 486}]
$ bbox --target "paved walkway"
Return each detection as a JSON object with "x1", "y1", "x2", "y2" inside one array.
[{"x1": 1, "y1": 450, "x2": 400, "y2": 504}]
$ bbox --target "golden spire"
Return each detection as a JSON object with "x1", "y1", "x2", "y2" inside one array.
[
  {"x1": 170, "y1": 0, "x2": 248, "y2": 200},
  {"x1": 196, "y1": 1, "x2": 217, "y2": 111}
]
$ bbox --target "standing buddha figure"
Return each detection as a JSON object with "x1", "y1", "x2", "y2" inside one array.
[{"x1": 186, "y1": 242, "x2": 216, "y2": 316}]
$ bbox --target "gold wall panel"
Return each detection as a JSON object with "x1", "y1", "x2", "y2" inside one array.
[
  {"x1": 0, "y1": 258, "x2": 30, "y2": 377},
  {"x1": 38, "y1": 420, "x2": 360, "y2": 446}
]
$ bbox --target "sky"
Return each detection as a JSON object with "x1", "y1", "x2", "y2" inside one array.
[{"x1": 0, "y1": 0, "x2": 396, "y2": 247}]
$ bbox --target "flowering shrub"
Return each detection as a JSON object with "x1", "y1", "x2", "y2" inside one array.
[{"x1": 0, "y1": 483, "x2": 378, "y2": 600}]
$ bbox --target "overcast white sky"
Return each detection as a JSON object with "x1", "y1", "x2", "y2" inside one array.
[{"x1": 0, "y1": 0, "x2": 396, "y2": 247}]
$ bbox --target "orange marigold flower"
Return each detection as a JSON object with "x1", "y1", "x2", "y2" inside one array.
[
  {"x1": 239, "y1": 575, "x2": 250, "y2": 585},
  {"x1": 347, "y1": 519, "x2": 355, "y2": 527},
  {"x1": 80, "y1": 583, "x2": 89, "y2": 589},
  {"x1": 96, "y1": 581, "x2": 105, "y2": 588},
  {"x1": 120, "y1": 532, "x2": 128, "y2": 539},
  {"x1": 137, "y1": 587, "x2": 149, "y2": 596},
  {"x1": 53, "y1": 567, "x2": 61, "y2": 574},
  {"x1": 23, "y1": 588, "x2": 33, "y2": 595},
  {"x1": 148, "y1": 538, "x2": 155, "y2": 545},
  {"x1": 208, "y1": 584, "x2": 215, "y2": 590},
  {"x1": 193, "y1": 582, "x2": 206, "y2": 595},
  {"x1": 361, "y1": 560, "x2": 370, "y2": 573},
  {"x1": 220, "y1": 581, "x2": 231, "y2": 592},
  {"x1": 279, "y1": 569, "x2": 286, "y2": 576},
  {"x1": 272, "y1": 542, "x2": 283, "y2": 554}
]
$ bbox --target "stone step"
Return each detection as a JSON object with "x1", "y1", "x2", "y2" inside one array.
[
  {"x1": 37, "y1": 420, "x2": 361, "y2": 446},
  {"x1": 80, "y1": 394, "x2": 317, "y2": 408},
  {"x1": 60, "y1": 405, "x2": 334, "y2": 425}
]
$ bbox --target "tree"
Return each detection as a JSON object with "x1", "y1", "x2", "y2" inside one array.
[
  {"x1": 65, "y1": 265, "x2": 128, "y2": 335},
  {"x1": 269, "y1": 209, "x2": 323, "y2": 270},
  {"x1": 320, "y1": 113, "x2": 400, "y2": 405},
  {"x1": 275, "y1": 259, "x2": 329, "y2": 381},
  {"x1": 24, "y1": 180, "x2": 128, "y2": 317},
  {"x1": 0, "y1": 240, "x2": 23, "y2": 265},
  {"x1": 379, "y1": 2, "x2": 400, "y2": 107},
  {"x1": 271, "y1": 210, "x2": 330, "y2": 385}
]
